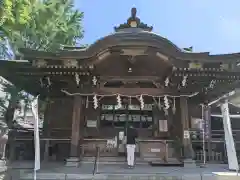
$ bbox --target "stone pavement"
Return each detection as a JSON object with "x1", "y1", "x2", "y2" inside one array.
[{"x1": 5, "y1": 161, "x2": 240, "y2": 180}]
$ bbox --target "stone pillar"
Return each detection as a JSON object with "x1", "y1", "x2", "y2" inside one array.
[
  {"x1": 220, "y1": 101, "x2": 239, "y2": 171},
  {"x1": 203, "y1": 105, "x2": 212, "y2": 161},
  {"x1": 66, "y1": 96, "x2": 82, "y2": 167},
  {"x1": 180, "y1": 97, "x2": 195, "y2": 167}
]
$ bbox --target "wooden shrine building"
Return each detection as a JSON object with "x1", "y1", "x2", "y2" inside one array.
[{"x1": 1, "y1": 8, "x2": 240, "y2": 167}]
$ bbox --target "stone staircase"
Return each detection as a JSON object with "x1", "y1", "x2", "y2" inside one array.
[
  {"x1": 81, "y1": 156, "x2": 147, "y2": 164},
  {"x1": 18, "y1": 172, "x2": 228, "y2": 180},
  {"x1": 18, "y1": 172, "x2": 195, "y2": 180},
  {"x1": 81, "y1": 156, "x2": 182, "y2": 166},
  {"x1": 9, "y1": 161, "x2": 235, "y2": 180}
]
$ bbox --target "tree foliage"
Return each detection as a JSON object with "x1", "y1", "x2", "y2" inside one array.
[
  {"x1": 0, "y1": 0, "x2": 84, "y2": 126},
  {"x1": 0, "y1": 80, "x2": 26, "y2": 126},
  {"x1": 0, "y1": 0, "x2": 32, "y2": 36},
  {"x1": 1, "y1": 0, "x2": 84, "y2": 52}
]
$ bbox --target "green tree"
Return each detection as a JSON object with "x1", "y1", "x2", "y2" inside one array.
[
  {"x1": 0, "y1": 0, "x2": 33, "y2": 38},
  {"x1": 0, "y1": 0, "x2": 84, "y2": 127},
  {"x1": 1, "y1": 0, "x2": 84, "y2": 52}
]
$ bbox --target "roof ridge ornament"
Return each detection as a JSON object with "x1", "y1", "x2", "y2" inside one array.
[
  {"x1": 114, "y1": 7, "x2": 153, "y2": 32},
  {"x1": 183, "y1": 46, "x2": 193, "y2": 53}
]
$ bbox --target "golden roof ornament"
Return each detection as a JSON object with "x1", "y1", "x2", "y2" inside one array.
[{"x1": 114, "y1": 7, "x2": 153, "y2": 32}]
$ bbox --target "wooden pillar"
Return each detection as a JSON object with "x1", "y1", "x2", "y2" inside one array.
[
  {"x1": 166, "y1": 111, "x2": 173, "y2": 139},
  {"x1": 203, "y1": 105, "x2": 212, "y2": 161},
  {"x1": 70, "y1": 96, "x2": 82, "y2": 157},
  {"x1": 66, "y1": 96, "x2": 82, "y2": 166},
  {"x1": 43, "y1": 101, "x2": 51, "y2": 162},
  {"x1": 180, "y1": 97, "x2": 195, "y2": 166},
  {"x1": 152, "y1": 105, "x2": 160, "y2": 137},
  {"x1": 43, "y1": 140, "x2": 49, "y2": 161},
  {"x1": 6, "y1": 107, "x2": 15, "y2": 162},
  {"x1": 8, "y1": 130, "x2": 15, "y2": 162}
]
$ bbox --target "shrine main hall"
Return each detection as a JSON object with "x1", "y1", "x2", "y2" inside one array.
[{"x1": 1, "y1": 8, "x2": 240, "y2": 169}]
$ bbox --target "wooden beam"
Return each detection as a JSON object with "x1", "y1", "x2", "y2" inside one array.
[{"x1": 99, "y1": 76, "x2": 161, "y2": 82}]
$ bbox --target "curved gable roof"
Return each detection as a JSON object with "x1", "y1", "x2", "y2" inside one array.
[
  {"x1": 86, "y1": 28, "x2": 182, "y2": 56},
  {"x1": 18, "y1": 28, "x2": 183, "y2": 60},
  {"x1": 17, "y1": 6, "x2": 240, "y2": 63}
]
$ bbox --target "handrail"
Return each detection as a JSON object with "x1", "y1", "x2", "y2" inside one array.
[{"x1": 92, "y1": 146, "x2": 100, "y2": 175}]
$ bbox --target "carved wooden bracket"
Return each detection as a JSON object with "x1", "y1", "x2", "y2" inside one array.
[
  {"x1": 63, "y1": 59, "x2": 78, "y2": 67},
  {"x1": 32, "y1": 59, "x2": 47, "y2": 67}
]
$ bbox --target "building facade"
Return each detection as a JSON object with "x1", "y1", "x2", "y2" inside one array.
[{"x1": 1, "y1": 8, "x2": 240, "y2": 167}]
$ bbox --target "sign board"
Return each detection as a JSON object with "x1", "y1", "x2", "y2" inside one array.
[
  {"x1": 150, "y1": 148, "x2": 161, "y2": 153},
  {"x1": 203, "y1": 106, "x2": 211, "y2": 139},
  {"x1": 87, "y1": 120, "x2": 97, "y2": 127},
  {"x1": 184, "y1": 130, "x2": 190, "y2": 139},
  {"x1": 102, "y1": 105, "x2": 114, "y2": 110}
]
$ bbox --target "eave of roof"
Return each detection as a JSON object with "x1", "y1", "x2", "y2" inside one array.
[
  {"x1": 0, "y1": 60, "x2": 41, "y2": 95},
  {"x1": 18, "y1": 27, "x2": 240, "y2": 63}
]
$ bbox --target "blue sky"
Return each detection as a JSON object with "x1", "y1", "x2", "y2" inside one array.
[{"x1": 75, "y1": 0, "x2": 240, "y2": 54}]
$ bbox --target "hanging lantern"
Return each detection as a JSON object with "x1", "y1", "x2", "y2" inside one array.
[
  {"x1": 164, "y1": 96, "x2": 170, "y2": 109},
  {"x1": 139, "y1": 95, "x2": 144, "y2": 109},
  {"x1": 164, "y1": 77, "x2": 170, "y2": 87},
  {"x1": 75, "y1": 73, "x2": 80, "y2": 86},
  {"x1": 181, "y1": 75, "x2": 188, "y2": 87},
  {"x1": 172, "y1": 97, "x2": 176, "y2": 114},
  {"x1": 116, "y1": 94, "x2": 122, "y2": 109},
  {"x1": 92, "y1": 76, "x2": 97, "y2": 86},
  {"x1": 93, "y1": 95, "x2": 98, "y2": 109}
]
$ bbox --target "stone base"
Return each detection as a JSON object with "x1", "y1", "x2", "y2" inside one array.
[
  {"x1": 183, "y1": 159, "x2": 196, "y2": 168},
  {"x1": 65, "y1": 157, "x2": 80, "y2": 167},
  {"x1": 199, "y1": 163, "x2": 207, "y2": 168},
  {"x1": 0, "y1": 159, "x2": 6, "y2": 166}
]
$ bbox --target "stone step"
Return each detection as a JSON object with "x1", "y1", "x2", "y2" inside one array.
[
  {"x1": 20, "y1": 172, "x2": 238, "y2": 180},
  {"x1": 19, "y1": 173, "x2": 191, "y2": 180},
  {"x1": 81, "y1": 156, "x2": 147, "y2": 164},
  {"x1": 81, "y1": 157, "x2": 181, "y2": 165},
  {"x1": 0, "y1": 160, "x2": 6, "y2": 167}
]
